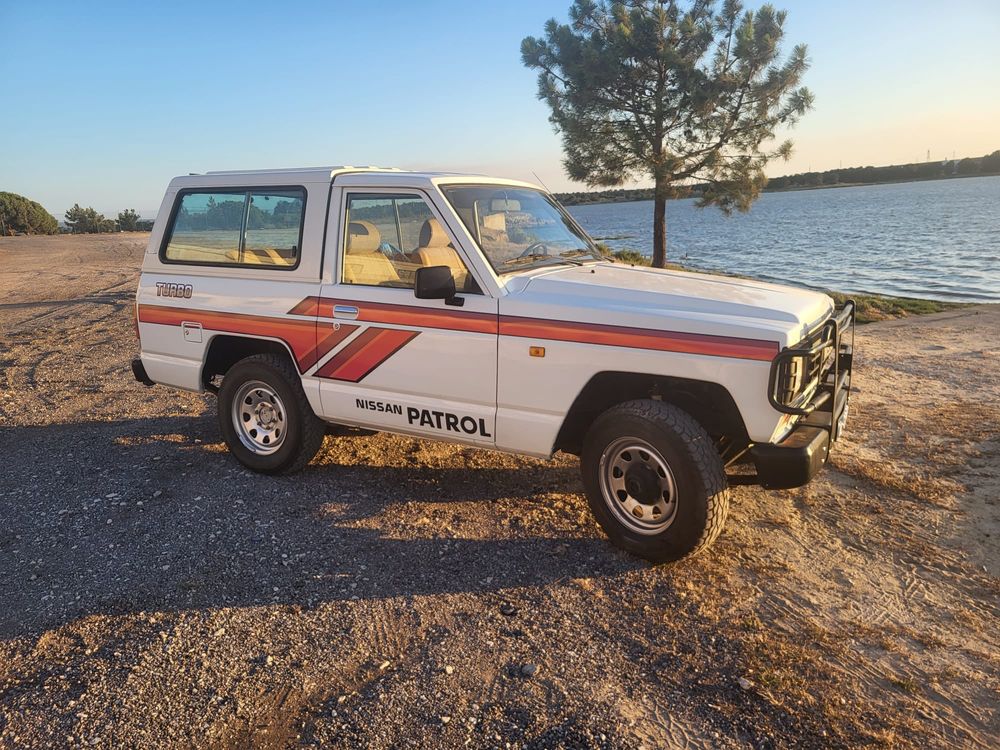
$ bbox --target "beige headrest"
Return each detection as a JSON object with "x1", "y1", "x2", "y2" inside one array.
[
  {"x1": 482, "y1": 213, "x2": 506, "y2": 232},
  {"x1": 416, "y1": 246, "x2": 469, "y2": 289},
  {"x1": 418, "y1": 218, "x2": 450, "y2": 248},
  {"x1": 347, "y1": 220, "x2": 381, "y2": 253}
]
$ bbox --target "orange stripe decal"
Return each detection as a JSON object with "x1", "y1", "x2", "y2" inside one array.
[
  {"x1": 290, "y1": 295, "x2": 777, "y2": 361},
  {"x1": 291, "y1": 296, "x2": 498, "y2": 334},
  {"x1": 315, "y1": 327, "x2": 420, "y2": 382},
  {"x1": 287, "y1": 297, "x2": 320, "y2": 317},
  {"x1": 299, "y1": 322, "x2": 359, "y2": 371},
  {"x1": 147, "y1": 297, "x2": 777, "y2": 372},
  {"x1": 498, "y1": 317, "x2": 778, "y2": 361},
  {"x1": 138, "y1": 304, "x2": 356, "y2": 373}
]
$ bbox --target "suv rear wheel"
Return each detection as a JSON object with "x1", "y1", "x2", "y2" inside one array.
[
  {"x1": 217, "y1": 353, "x2": 326, "y2": 474},
  {"x1": 581, "y1": 399, "x2": 729, "y2": 563}
]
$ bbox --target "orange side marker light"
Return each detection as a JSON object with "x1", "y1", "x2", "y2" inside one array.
[{"x1": 529, "y1": 346, "x2": 546, "y2": 358}]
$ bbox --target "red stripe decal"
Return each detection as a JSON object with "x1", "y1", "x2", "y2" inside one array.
[
  {"x1": 294, "y1": 296, "x2": 498, "y2": 334},
  {"x1": 288, "y1": 297, "x2": 320, "y2": 317},
  {"x1": 498, "y1": 317, "x2": 778, "y2": 361},
  {"x1": 138, "y1": 304, "x2": 344, "y2": 373},
  {"x1": 315, "y1": 327, "x2": 420, "y2": 382},
  {"x1": 287, "y1": 296, "x2": 778, "y2": 361},
  {"x1": 298, "y1": 322, "x2": 359, "y2": 371}
]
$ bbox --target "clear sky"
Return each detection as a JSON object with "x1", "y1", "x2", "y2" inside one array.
[{"x1": 2, "y1": 0, "x2": 998, "y2": 217}]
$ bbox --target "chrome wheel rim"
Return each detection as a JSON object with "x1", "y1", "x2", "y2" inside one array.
[
  {"x1": 232, "y1": 381, "x2": 286, "y2": 455},
  {"x1": 599, "y1": 437, "x2": 678, "y2": 535}
]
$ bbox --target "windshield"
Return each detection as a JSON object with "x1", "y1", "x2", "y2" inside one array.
[{"x1": 440, "y1": 185, "x2": 603, "y2": 274}]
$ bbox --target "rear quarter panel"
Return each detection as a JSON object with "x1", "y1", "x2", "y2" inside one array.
[{"x1": 136, "y1": 180, "x2": 328, "y2": 409}]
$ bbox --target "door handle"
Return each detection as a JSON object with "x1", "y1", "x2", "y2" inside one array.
[{"x1": 333, "y1": 305, "x2": 359, "y2": 320}]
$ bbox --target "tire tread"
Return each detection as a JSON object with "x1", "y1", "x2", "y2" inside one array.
[
  {"x1": 584, "y1": 399, "x2": 730, "y2": 560},
  {"x1": 221, "y1": 353, "x2": 325, "y2": 474}
]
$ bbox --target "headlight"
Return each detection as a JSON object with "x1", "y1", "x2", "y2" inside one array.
[
  {"x1": 775, "y1": 348, "x2": 825, "y2": 408},
  {"x1": 775, "y1": 357, "x2": 804, "y2": 406}
]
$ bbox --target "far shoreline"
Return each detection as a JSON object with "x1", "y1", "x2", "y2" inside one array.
[{"x1": 558, "y1": 170, "x2": 1000, "y2": 206}]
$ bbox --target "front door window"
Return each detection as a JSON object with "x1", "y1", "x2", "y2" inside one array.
[{"x1": 341, "y1": 194, "x2": 475, "y2": 292}]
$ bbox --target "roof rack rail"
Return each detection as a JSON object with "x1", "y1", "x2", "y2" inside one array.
[{"x1": 203, "y1": 165, "x2": 405, "y2": 175}]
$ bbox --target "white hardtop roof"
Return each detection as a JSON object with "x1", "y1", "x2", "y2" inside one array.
[
  {"x1": 170, "y1": 166, "x2": 542, "y2": 191},
  {"x1": 204, "y1": 165, "x2": 402, "y2": 178}
]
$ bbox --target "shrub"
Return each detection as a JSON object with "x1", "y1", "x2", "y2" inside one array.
[
  {"x1": 595, "y1": 242, "x2": 652, "y2": 266},
  {"x1": 610, "y1": 249, "x2": 651, "y2": 266},
  {"x1": 65, "y1": 204, "x2": 118, "y2": 233},
  {"x1": 118, "y1": 208, "x2": 140, "y2": 231},
  {"x1": 0, "y1": 192, "x2": 59, "y2": 235}
]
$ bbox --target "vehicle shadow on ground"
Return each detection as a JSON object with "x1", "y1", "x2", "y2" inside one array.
[{"x1": 0, "y1": 415, "x2": 641, "y2": 638}]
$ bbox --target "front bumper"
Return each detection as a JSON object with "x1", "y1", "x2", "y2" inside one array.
[{"x1": 750, "y1": 301, "x2": 855, "y2": 490}]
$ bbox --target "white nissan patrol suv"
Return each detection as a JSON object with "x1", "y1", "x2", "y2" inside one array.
[{"x1": 133, "y1": 166, "x2": 854, "y2": 562}]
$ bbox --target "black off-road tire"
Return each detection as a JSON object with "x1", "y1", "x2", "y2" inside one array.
[
  {"x1": 581, "y1": 399, "x2": 729, "y2": 563},
  {"x1": 217, "y1": 353, "x2": 326, "y2": 475}
]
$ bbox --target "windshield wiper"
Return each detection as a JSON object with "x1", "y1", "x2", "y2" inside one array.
[
  {"x1": 559, "y1": 249, "x2": 597, "y2": 260},
  {"x1": 500, "y1": 250, "x2": 593, "y2": 270},
  {"x1": 500, "y1": 252, "x2": 554, "y2": 267}
]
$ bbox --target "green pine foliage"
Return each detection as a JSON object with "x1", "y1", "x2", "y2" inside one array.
[
  {"x1": 117, "y1": 208, "x2": 141, "y2": 231},
  {"x1": 522, "y1": 0, "x2": 813, "y2": 266},
  {"x1": 64, "y1": 204, "x2": 117, "y2": 233},
  {"x1": 0, "y1": 192, "x2": 59, "y2": 235}
]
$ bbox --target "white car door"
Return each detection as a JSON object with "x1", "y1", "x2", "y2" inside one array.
[{"x1": 308, "y1": 188, "x2": 499, "y2": 445}]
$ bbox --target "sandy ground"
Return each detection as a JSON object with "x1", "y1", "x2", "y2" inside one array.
[{"x1": 0, "y1": 233, "x2": 997, "y2": 749}]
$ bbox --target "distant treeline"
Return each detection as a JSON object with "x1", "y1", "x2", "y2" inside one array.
[
  {"x1": 555, "y1": 149, "x2": 1000, "y2": 205},
  {"x1": 767, "y1": 149, "x2": 1000, "y2": 190},
  {"x1": 63, "y1": 204, "x2": 153, "y2": 233},
  {"x1": 1, "y1": 193, "x2": 155, "y2": 235}
]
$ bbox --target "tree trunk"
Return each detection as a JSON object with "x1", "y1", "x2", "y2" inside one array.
[{"x1": 652, "y1": 175, "x2": 668, "y2": 268}]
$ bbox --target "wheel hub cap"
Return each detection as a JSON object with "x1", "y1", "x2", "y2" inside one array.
[
  {"x1": 258, "y1": 404, "x2": 276, "y2": 427},
  {"x1": 232, "y1": 381, "x2": 287, "y2": 456},
  {"x1": 625, "y1": 464, "x2": 661, "y2": 504},
  {"x1": 599, "y1": 438, "x2": 678, "y2": 535}
]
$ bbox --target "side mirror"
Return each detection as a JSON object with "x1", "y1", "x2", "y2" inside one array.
[{"x1": 414, "y1": 265, "x2": 462, "y2": 306}]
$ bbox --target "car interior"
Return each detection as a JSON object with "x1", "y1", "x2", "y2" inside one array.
[{"x1": 342, "y1": 216, "x2": 473, "y2": 291}]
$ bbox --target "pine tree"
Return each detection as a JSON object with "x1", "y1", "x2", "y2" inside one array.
[
  {"x1": 522, "y1": 0, "x2": 813, "y2": 266},
  {"x1": 65, "y1": 204, "x2": 111, "y2": 233},
  {"x1": 0, "y1": 192, "x2": 59, "y2": 235},
  {"x1": 118, "y1": 208, "x2": 140, "y2": 231}
]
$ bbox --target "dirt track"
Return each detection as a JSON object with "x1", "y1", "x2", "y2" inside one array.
[{"x1": 1, "y1": 234, "x2": 997, "y2": 749}]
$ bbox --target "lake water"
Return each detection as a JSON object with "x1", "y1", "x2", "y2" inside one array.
[{"x1": 566, "y1": 175, "x2": 1000, "y2": 302}]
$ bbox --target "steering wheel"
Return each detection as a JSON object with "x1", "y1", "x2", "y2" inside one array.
[{"x1": 519, "y1": 241, "x2": 550, "y2": 258}]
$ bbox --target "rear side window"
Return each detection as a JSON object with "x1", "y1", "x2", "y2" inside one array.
[{"x1": 162, "y1": 187, "x2": 305, "y2": 268}]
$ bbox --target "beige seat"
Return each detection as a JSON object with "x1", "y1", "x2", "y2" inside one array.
[
  {"x1": 414, "y1": 218, "x2": 468, "y2": 289},
  {"x1": 343, "y1": 220, "x2": 401, "y2": 286},
  {"x1": 168, "y1": 236, "x2": 293, "y2": 266},
  {"x1": 166, "y1": 242, "x2": 231, "y2": 263},
  {"x1": 225, "y1": 248, "x2": 264, "y2": 264},
  {"x1": 255, "y1": 246, "x2": 295, "y2": 265},
  {"x1": 481, "y1": 212, "x2": 509, "y2": 244}
]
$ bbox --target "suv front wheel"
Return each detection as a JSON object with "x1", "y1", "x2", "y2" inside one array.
[
  {"x1": 217, "y1": 353, "x2": 326, "y2": 474},
  {"x1": 581, "y1": 400, "x2": 729, "y2": 563}
]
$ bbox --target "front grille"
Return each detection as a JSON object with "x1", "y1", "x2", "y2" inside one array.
[{"x1": 767, "y1": 300, "x2": 856, "y2": 418}]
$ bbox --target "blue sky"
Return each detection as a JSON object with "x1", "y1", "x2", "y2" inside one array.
[{"x1": 2, "y1": 0, "x2": 998, "y2": 217}]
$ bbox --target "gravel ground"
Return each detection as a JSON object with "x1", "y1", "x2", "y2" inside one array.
[{"x1": 1, "y1": 234, "x2": 998, "y2": 749}]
